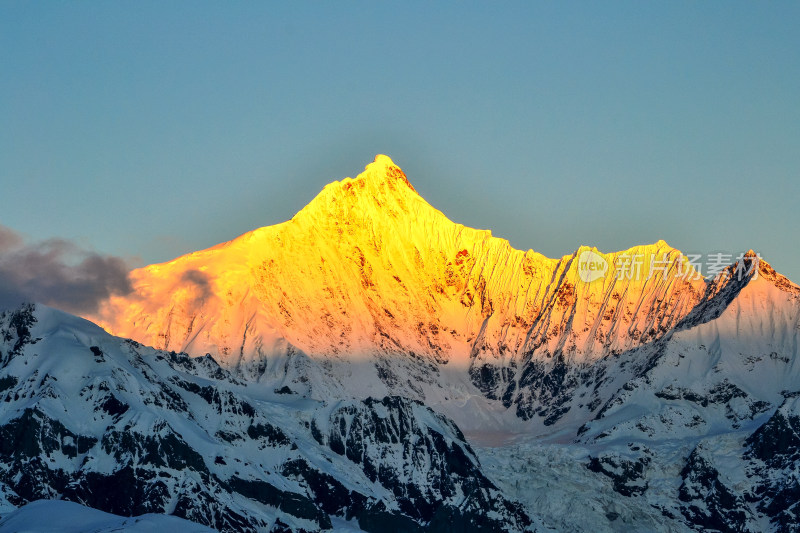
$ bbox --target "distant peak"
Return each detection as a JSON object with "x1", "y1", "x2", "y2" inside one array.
[
  {"x1": 288, "y1": 155, "x2": 425, "y2": 225},
  {"x1": 360, "y1": 154, "x2": 417, "y2": 193},
  {"x1": 369, "y1": 154, "x2": 397, "y2": 169},
  {"x1": 746, "y1": 254, "x2": 800, "y2": 295}
]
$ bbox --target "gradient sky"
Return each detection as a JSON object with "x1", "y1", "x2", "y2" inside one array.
[{"x1": 2, "y1": 2, "x2": 799, "y2": 282}]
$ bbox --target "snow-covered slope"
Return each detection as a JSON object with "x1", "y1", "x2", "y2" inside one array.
[
  {"x1": 0, "y1": 304, "x2": 532, "y2": 532},
  {"x1": 579, "y1": 258, "x2": 800, "y2": 446},
  {"x1": 0, "y1": 499, "x2": 217, "y2": 533}
]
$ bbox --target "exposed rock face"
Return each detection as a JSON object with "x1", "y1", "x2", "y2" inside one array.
[
  {"x1": 678, "y1": 447, "x2": 755, "y2": 532},
  {"x1": 0, "y1": 304, "x2": 533, "y2": 532},
  {"x1": 311, "y1": 396, "x2": 530, "y2": 532},
  {"x1": 744, "y1": 396, "x2": 800, "y2": 533}
]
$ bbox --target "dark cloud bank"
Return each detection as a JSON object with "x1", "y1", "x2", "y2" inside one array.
[{"x1": 0, "y1": 225, "x2": 134, "y2": 314}]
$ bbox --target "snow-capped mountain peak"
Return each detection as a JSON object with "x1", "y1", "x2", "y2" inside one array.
[
  {"x1": 292, "y1": 154, "x2": 422, "y2": 225},
  {"x1": 90, "y1": 157, "x2": 798, "y2": 439}
]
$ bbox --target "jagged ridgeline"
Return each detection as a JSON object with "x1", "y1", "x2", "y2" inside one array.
[
  {"x1": 92, "y1": 156, "x2": 710, "y2": 432},
  {"x1": 92, "y1": 156, "x2": 799, "y2": 438}
]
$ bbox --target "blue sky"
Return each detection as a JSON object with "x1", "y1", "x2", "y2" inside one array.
[{"x1": 2, "y1": 2, "x2": 799, "y2": 281}]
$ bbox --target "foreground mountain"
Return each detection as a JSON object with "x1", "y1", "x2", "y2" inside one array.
[
  {"x1": 3, "y1": 295, "x2": 799, "y2": 531},
  {"x1": 0, "y1": 304, "x2": 532, "y2": 532}
]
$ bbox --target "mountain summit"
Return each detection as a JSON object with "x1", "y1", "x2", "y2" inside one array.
[
  {"x1": 92, "y1": 157, "x2": 798, "y2": 434},
  {"x1": 293, "y1": 154, "x2": 420, "y2": 223}
]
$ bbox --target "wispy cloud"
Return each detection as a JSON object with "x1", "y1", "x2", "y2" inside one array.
[
  {"x1": 180, "y1": 269, "x2": 212, "y2": 306},
  {"x1": 0, "y1": 225, "x2": 134, "y2": 314}
]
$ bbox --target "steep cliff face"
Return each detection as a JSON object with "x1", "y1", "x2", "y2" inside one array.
[{"x1": 91, "y1": 156, "x2": 789, "y2": 433}]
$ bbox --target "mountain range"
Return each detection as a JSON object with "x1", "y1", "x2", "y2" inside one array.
[{"x1": 1, "y1": 156, "x2": 799, "y2": 532}]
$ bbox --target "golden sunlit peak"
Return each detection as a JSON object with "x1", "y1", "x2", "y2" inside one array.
[
  {"x1": 370, "y1": 153, "x2": 396, "y2": 168},
  {"x1": 359, "y1": 154, "x2": 417, "y2": 193},
  {"x1": 287, "y1": 154, "x2": 428, "y2": 227}
]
